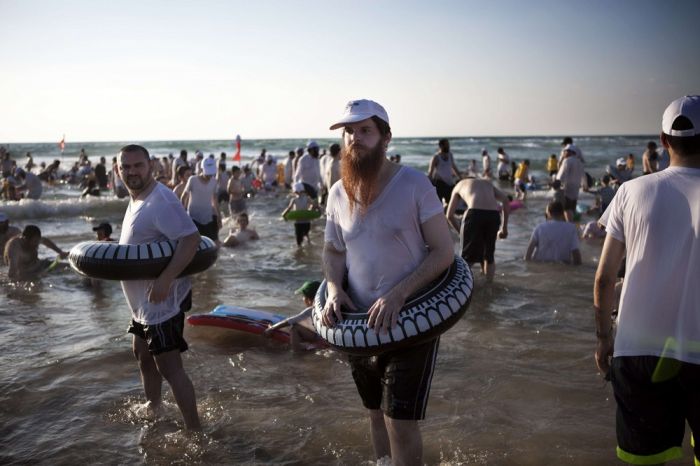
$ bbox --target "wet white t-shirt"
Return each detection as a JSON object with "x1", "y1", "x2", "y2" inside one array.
[
  {"x1": 324, "y1": 166, "x2": 444, "y2": 309},
  {"x1": 294, "y1": 154, "x2": 321, "y2": 188},
  {"x1": 120, "y1": 183, "x2": 198, "y2": 325},
  {"x1": 604, "y1": 166, "x2": 700, "y2": 363},
  {"x1": 183, "y1": 176, "x2": 217, "y2": 224},
  {"x1": 529, "y1": 220, "x2": 580, "y2": 263},
  {"x1": 557, "y1": 156, "x2": 584, "y2": 200}
]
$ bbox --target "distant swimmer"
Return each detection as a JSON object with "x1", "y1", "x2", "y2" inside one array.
[
  {"x1": 496, "y1": 147, "x2": 511, "y2": 181},
  {"x1": 524, "y1": 201, "x2": 581, "y2": 265},
  {"x1": 282, "y1": 182, "x2": 320, "y2": 247},
  {"x1": 481, "y1": 148, "x2": 492, "y2": 179},
  {"x1": 0, "y1": 212, "x2": 20, "y2": 253},
  {"x1": 446, "y1": 177, "x2": 509, "y2": 281},
  {"x1": 222, "y1": 213, "x2": 259, "y2": 247},
  {"x1": 428, "y1": 138, "x2": 461, "y2": 207},
  {"x1": 556, "y1": 144, "x2": 585, "y2": 222},
  {"x1": 3, "y1": 225, "x2": 69, "y2": 282},
  {"x1": 263, "y1": 280, "x2": 324, "y2": 352},
  {"x1": 641, "y1": 140, "x2": 659, "y2": 175},
  {"x1": 226, "y1": 166, "x2": 246, "y2": 216}
]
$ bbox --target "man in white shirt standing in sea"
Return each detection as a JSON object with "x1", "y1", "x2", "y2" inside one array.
[
  {"x1": 594, "y1": 95, "x2": 700, "y2": 465},
  {"x1": 293, "y1": 140, "x2": 322, "y2": 199},
  {"x1": 556, "y1": 145, "x2": 584, "y2": 222},
  {"x1": 322, "y1": 99, "x2": 453, "y2": 465},
  {"x1": 117, "y1": 144, "x2": 201, "y2": 430}
]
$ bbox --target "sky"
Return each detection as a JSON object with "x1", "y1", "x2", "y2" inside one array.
[{"x1": 1, "y1": 0, "x2": 699, "y2": 142}]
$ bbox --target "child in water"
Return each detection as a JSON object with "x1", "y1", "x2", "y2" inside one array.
[
  {"x1": 222, "y1": 212, "x2": 259, "y2": 247},
  {"x1": 281, "y1": 182, "x2": 320, "y2": 247},
  {"x1": 263, "y1": 280, "x2": 324, "y2": 351}
]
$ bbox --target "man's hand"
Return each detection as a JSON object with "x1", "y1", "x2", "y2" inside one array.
[
  {"x1": 595, "y1": 335, "x2": 614, "y2": 377},
  {"x1": 322, "y1": 286, "x2": 357, "y2": 327},
  {"x1": 367, "y1": 289, "x2": 406, "y2": 334},
  {"x1": 147, "y1": 276, "x2": 173, "y2": 304},
  {"x1": 498, "y1": 228, "x2": 508, "y2": 239}
]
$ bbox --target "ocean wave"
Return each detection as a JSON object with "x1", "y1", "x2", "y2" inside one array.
[{"x1": 0, "y1": 197, "x2": 128, "y2": 220}]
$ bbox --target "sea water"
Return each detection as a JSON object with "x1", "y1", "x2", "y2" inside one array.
[{"x1": 1, "y1": 136, "x2": 693, "y2": 465}]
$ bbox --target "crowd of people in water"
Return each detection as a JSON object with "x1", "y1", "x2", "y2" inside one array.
[
  {"x1": 1, "y1": 93, "x2": 697, "y2": 466},
  {"x1": 0, "y1": 134, "x2": 669, "y2": 285}
]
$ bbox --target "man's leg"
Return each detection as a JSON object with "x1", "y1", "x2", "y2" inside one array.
[
  {"x1": 132, "y1": 335, "x2": 163, "y2": 410},
  {"x1": 154, "y1": 350, "x2": 201, "y2": 430},
  {"x1": 483, "y1": 261, "x2": 495, "y2": 281},
  {"x1": 368, "y1": 409, "x2": 391, "y2": 460},
  {"x1": 385, "y1": 417, "x2": 422, "y2": 466}
]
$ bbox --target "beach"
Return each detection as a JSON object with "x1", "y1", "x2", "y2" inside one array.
[{"x1": 2, "y1": 135, "x2": 693, "y2": 465}]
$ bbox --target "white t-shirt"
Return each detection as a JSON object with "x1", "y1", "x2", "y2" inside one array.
[
  {"x1": 323, "y1": 157, "x2": 341, "y2": 191},
  {"x1": 294, "y1": 153, "x2": 321, "y2": 188},
  {"x1": 324, "y1": 166, "x2": 444, "y2": 308},
  {"x1": 433, "y1": 152, "x2": 455, "y2": 184},
  {"x1": 319, "y1": 154, "x2": 332, "y2": 188},
  {"x1": 261, "y1": 162, "x2": 277, "y2": 184},
  {"x1": 528, "y1": 220, "x2": 580, "y2": 263},
  {"x1": 603, "y1": 166, "x2": 700, "y2": 363},
  {"x1": 183, "y1": 176, "x2": 217, "y2": 224},
  {"x1": 556, "y1": 156, "x2": 584, "y2": 200},
  {"x1": 119, "y1": 183, "x2": 199, "y2": 325},
  {"x1": 284, "y1": 157, "x2": 294, "y2": 185}
]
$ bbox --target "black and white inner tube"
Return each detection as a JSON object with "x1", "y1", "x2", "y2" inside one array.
[
  {"x1": 68, "y1": 236, "x2": 218, "y2": 280},
  {"x1": 312, "y1": 255, "x2": 473, "y2": 355}
]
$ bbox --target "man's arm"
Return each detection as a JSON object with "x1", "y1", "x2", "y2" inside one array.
[
  {"x1": 367, "y1": 213, "x2": 454, "y2": 334},
  {"x1": 450, "y1": 153, "x2": 461, "y2": 178},
  {"x1": 493, "y1": 187, "x2": 510, "y2": 239},
  {"x1": 524, "y1": 238, "x2": 536, "y2": 261},
  {"x1": 427, "y1": 156, "x2": 437, "y2": 180},
  {"x1": 5, "y1": 239, "x2": 21, "y2": 280},
  {"x1": 321, "y1": 242, "x2": 357, "y2": 326},
  {"x1": 148, "y1": 231, "x2": 201, "y2": 303},
  {"x1": 40, "y1": 237, "x2": 68, "y2": 259},
  {"x1": 445, "y1": 183, "x2": 463, "y2": 232},
  {"x1": 593, "y1": 234, "x2": 625, "y2": 376}
]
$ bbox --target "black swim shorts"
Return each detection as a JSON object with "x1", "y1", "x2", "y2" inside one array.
[
  {"x1": 294, "y1": 222, "x2": 311, "y2": 246},
  {"x1": 460, "y1": 209, "x2": 501, "y2": 264},
  {"x1": 194, "y1": 216, "x2": 219, "y2": 242},
  {"x1": 433, "y1": 179, "x2": 454, "y2": 206},
  {"x1": 564, "y1": 196, "x2": 577, "y2": 212},
  {"x1": 610, "y1": 356, "x2": 700, "y2": 465},
  {"x1": 348, "y1": 337, "x2": 440, "y2": 420},
  {"x1": 127, "y1": 292, "x2": 192, "y2": 355}
]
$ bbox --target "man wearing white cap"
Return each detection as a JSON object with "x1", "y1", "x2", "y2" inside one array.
[
  {"x1": 181, "y1": 156, "x2": 222, "y2": 243},
  {"x1": 556, "y1": 144, "x2": 585, "y2": 222},
  {"x1": 594, "y1": 95, "x2": 700, "y2": 465},
  {"x1": 293, "y1": 140, "x2": 322, "y2": 199},
  {"x1": 322, "y1": 99, "x2": 453, "y2": 464}
]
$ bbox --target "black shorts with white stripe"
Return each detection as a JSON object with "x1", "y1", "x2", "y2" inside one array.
[{"x1": 348, "y1": 337, "x2": 440, "y2": 420}]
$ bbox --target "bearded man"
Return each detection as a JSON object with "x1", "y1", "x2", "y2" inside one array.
[
  {"x1": 117, "y1": 144, "x2": 202, "y2": 430},
  {"x1": 322, "y1": 100, "x2": 454, "y2": 465}
]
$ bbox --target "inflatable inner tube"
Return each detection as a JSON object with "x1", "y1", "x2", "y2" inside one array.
[
  {"x1": 69, "y1": 236, "x2": 218, "y2": 280},
  {"x1": 312, "y1": 256, "x2": 473, "y2": 355}
]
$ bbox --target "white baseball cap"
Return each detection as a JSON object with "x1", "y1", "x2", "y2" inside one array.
[
  {"x1": 662, "y1": 95, "x2": 700, "y2": 137},
  {"x1": 616, "y1": 157, "x2": 626, "y2": 166},
  {"x1": 202, "y1": 157, "x2": 217, "y2": 176},
  {"x1": 329, "y1": 99, "x2": 390, "y2": 130}
]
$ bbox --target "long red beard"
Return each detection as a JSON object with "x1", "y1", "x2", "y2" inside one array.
[{"x1": 341, "y1": 141, "x2": 386, "y2": 215}]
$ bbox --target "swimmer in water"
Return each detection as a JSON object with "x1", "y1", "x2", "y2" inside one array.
[
  {"x1": 0, "y1": 212, "x2": 20, "y2": 254},
  {"x1": 3, "y1": 225, "x2": 68, "y2": 281},
  {"x1": 222, "y1": 212, "x2": 259, "y2": 247},
  {"x1": 263, "y1": 280, "x2": 324, "y2": 351}
]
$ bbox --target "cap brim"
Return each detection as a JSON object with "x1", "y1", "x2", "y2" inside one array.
[{"x1": 329, "y1": 113, "x2": 377, "y2": 130}]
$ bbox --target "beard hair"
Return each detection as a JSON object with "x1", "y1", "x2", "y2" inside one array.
[{"x1": 340, "y1": 140, "x2": 386, "y2": 215}]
